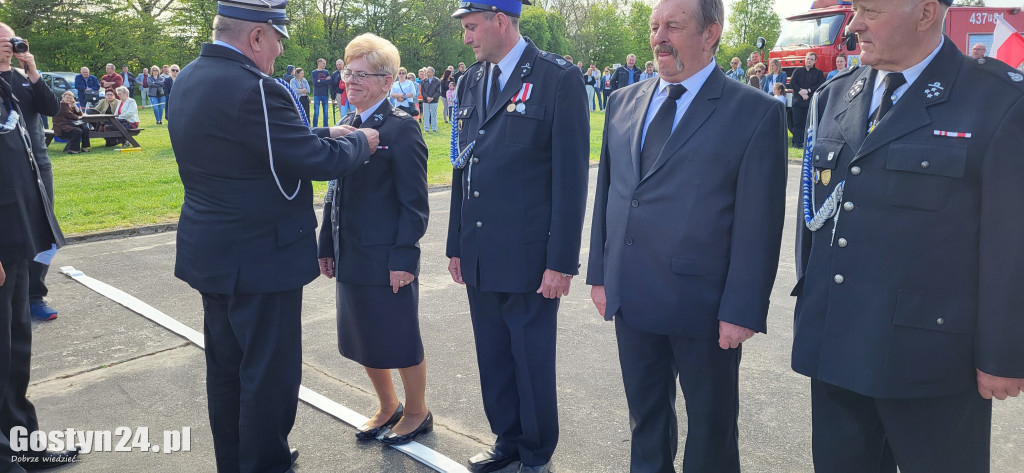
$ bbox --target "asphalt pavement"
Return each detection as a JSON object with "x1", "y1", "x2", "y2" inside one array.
[{"x1": 23, "y1": 164, "x2": 1023, "y2": 472}]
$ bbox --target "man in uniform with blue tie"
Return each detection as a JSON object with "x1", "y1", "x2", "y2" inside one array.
[
  {"x1": 447, "y1": 1, "x2": 590, "y2": 471},
  {"x1": 168, "y1": 1, "x2": 378, "y2": 471},
  {"x1": 793, "y1": 1, "x2": 1024, "y2": 471},
  {"x1": 587, "y1": 0, "x2": 788, "y2": 471}
]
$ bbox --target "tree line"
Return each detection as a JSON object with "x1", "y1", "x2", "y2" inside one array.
[{"x1": 0, "y1": 0, "x2": 779, "y2": 77}]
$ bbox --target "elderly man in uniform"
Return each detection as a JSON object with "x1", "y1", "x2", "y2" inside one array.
[
  {"x1": 0, "y1": 30, "x2": 78, "y2": 472},
  {"x1": 447, "y1": 0, "x2": 590, "y2": 471},
  {"x1": 793, "y1": 1, "x2": 1024, "y2": 472},
  {"x1": 588, "y1": 0, "x2": 787, "y2": 471},
  {"x1": 167, "y1": 1, "x2": 378, "y2": 471}
]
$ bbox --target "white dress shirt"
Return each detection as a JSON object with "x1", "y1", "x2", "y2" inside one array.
[
  {"x1": 486, "y1": 36, "x2": 528, "y2": 104},
  {"x1": 870, "y1": 37, "x2": 944, "y2": 113},
  {"x1": 640, "y1": 59, "x2": 718, "y2": 150}
]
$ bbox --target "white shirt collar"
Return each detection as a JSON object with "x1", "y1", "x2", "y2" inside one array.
[
  {"x1": 357, "y1": 97, "x2": 389, "y2": 124},
  {"x1": 655, "y1": 58, "x2": 718, "y2": 98},
  {"x1": 490, "y1": 36, "x2": 528, "y2": 88},
  {"x1": 873, "y1": 37, "x2": 944, "y2": 98}
]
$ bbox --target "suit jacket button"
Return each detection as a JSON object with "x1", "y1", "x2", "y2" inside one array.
[
  {"x1": 834, "y1": 274, "x2": 845, "y2": 284},
  {"x1": 837, "y1": 238, "x2": 847, "y2": 247},
  {"x1": 473, "y1": 157, "x2": 480, "y2": 164},
  {"x1": 850, "y1": 166, "x2": 861, "y2": 176},
  {"x1": 920, "y1": 161, "x2": 930, "y2": 169},
  {"x1": 936, "y1": 317, "x2": 945, "y2": 325},
  {"x1": 473, "y1": 191, "x2": 480, "y2": 198},
  {"x1": 476, "y1": 221, "x2": 483, "y2": 228},
  {"x1": 631, "y1": 199, "x2": 639, "y2": 208},
  {"x1": 625, "y1": 238, "x2": 633, "y2": 246},
  {"x1": 478, "y1": 129, "x2": 486, "y2": 135},
  {"x1": 364, "y1": 160, "x2": 370, "y2": 165},
  {"x1": 843, "y1": 201, "x2": 855, "y2": 211}
]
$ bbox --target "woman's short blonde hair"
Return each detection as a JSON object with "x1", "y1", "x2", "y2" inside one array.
[
  {"x1": 61, "y1": 90, "x2": 75, "y2": 100},
  {"x1": 398, "y1": 67, "x2": 408, "y2": 77},
  {"x1": 345, "y1": 33, "x2": 400, "y2": 78},
  {"x1": 115, "y1": 86, "x2": 129, "y2": 96}
]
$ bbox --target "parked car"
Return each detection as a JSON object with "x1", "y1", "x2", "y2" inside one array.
[{"x1": 41, "y1": 71, "x2": 99, "y2": 107}]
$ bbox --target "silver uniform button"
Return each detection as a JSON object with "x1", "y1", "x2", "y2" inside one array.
[
  {"x1": 834, "y1": 274, "x2": 845, "y2": 284},
  {"x1": 364, "y1": 161, "x2": 370, "y2": 165},
  {"x1": 837, "y1": 238, "x2": 848, "y2": 248},
  {"x1": 936, "y1": 317, "x2": 945, "y2": 325},
  {"x1": 473, "y1": 157, "x2": 480, "y2": 164},
  {"x1": 920, "y1": 161, "x2": 930, "y2": 169},
  {"x1": 850, "y1": 166, "x2": 861, "y2": 176},
  {"x1": 843, "y1": 201, "x2": 855, "y2": 211},
  {"x1": 476, "y1": 221, "x2": 482, "y2": 228},
  {"x1": 473, "y1": 191, "x2": 480, "y2": 198},
  {"x1": 478, "y1": 129, "x2": 486, "y2": 135}
]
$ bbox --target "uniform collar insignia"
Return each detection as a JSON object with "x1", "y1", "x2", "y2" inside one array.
[
  {"x1": 373, "y1": 113, "x2": 384, "y2": 123},
  {"x1": 1010, "y1": 71, "x2": 1023, "y2": 83},
  {"x1": 521, "y1": 63, "x2": 531, "y2": 78},
  {"x1": 555, "y1": 58, "x2": 566, "y2": 66},
  {"x1": 924, "y1": 81, "x2": 944, "y2": 101},
  {"x1": 475, "y1": 67, "x2": 484, "y2": 81},
  {"x1": 844, "y1": 78, "x2": 865, "y2": 102}
]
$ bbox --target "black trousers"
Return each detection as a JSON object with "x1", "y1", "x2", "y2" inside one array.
[
  {"x1": 791, "y1": 104, "x2": 809, "y2": 147},
  {"x1": 201, "y1": 289, "x2": 303, "y2": 473},
  {"x1": 0, "y1": 260, "x2": 41, "y2": 472},
  {"x1": 811, "y1": 379, "x2": 991, "y2": 473},
  {"x1": 614, "y1": 316, "x2": 741, "y2": 473},
  {"x1": 28, "y1": 157, "x2": 53, "y2": 303},
  {"x1": 466, "y1": 286, "x2": 559, "y2": 467},
  {"x1": 62, "y1": 125, "x2": 91, "y2": 152},
  {"x1": 298, "y1": 96, "x2": 310, "y2": 122}
]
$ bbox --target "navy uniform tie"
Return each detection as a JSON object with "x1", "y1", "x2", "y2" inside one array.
[
  {"x1": 488, "y1": 65, "x2": 501, "y2": 109},
  {"x1": 870, "y1": 72, "x2": 906, "y2": 131},
  {"x1": 640, "y1": 84, "x2": 686, "y2": 177}
]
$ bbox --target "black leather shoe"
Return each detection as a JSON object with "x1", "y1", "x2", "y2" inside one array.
[
  {"x1": 290, "y1": 448, "x2": 299, "y2": 464},
  {"x1": 517, "y1": 462, "x2": 550, "y2": 473},
  {"x1": 18, "y1": 448, "x2": 79, "y2": 470},
  {"x1": 355, "y1": 403, "x2": 403, "y2": 440},
  {"x1": 380, "y1": 412, "x2": 433, "y2": 445},
  {"x1": 469, "y1": 447, "x2": 519, "y2": 473}
]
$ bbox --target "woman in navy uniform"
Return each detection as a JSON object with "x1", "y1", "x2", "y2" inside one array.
[{"x1": 317, "y1": 33, "x2": 432, "y2": 446}]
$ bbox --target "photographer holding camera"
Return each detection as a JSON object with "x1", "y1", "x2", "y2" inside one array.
[{"x1": 0, "y1": 21, "x2": 76, "y2": 472}]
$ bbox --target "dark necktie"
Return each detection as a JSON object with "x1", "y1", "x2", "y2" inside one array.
[
  {"x1": 639, "y1": 84, "x2": 686, "y2": 177},
  {"x1": 488, "y1": 65, "x2": 501, "y2": 109},
  {"x1": 351, "y1": 115, "x2": 362, "y2": 128},
  {"x1": 871, "y1": 72, "x2": 906, "y2": 131}
]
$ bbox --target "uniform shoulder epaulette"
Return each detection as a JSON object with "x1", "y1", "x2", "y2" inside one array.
[
  {"x1": 538, "y1": 51, "x2": 573, "y2": 69},
  {"x1": 971, "y1": 56, "x2": 1024, "y2": 91},
  {"x1": 392, "y1": 107, "x2": 410, "y2": 118},
  {"x1": 240, "y1": 63, "x2": 270, "y2": 79}
]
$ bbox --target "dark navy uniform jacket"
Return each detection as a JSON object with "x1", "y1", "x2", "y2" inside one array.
[
  {"x1": 793, "y1": 38, "x2": 1024, "y2": 398},
  {"x1": 446, "y1": 38, "x2": 590, "y2": 293},
  {"x1": 0, "y1": 76, "x2": 63, "y2": 263},
  {"x1": 168, "y1": 44, "x2": 371, "y2": 295},
  {"x1": 318, "y1": 101, "x2": 429, "y2": 285}
]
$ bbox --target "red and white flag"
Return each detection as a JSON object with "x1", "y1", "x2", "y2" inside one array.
[{"x1": 992, "y1": 16, "x2": 1024, "y2": 69}]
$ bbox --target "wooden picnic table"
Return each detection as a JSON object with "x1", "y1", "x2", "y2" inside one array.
[{"x1": 45, "y1": 113, "x2": 143, "y2": 149}]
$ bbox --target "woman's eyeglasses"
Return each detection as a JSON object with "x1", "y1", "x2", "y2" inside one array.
[{"x1": 341, "y1": 69, "x2": 390, "y2": 83}]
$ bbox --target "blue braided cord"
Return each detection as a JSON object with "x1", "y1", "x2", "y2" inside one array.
[
  {"x1": 801, "y1": 94, "x2": 844, "y2": 232},
  {"x1": 450, "y1": 96, "x2": 460, "y2": 167},
  {"x1": 276, "y1": 78, "x2": 309, "y2": 128}
]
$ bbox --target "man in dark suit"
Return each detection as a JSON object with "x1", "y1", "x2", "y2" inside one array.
[
  {"x1": 0, "y1": 23, "x2": 61, "y2": 322},
  {"x1": 167, "y1": 2, "x2": 378, "y2": 471},
  {"x1": 448, "y1": 1, "x2": 590, "y2": 471},
  {"x1": 793, "y1": 1, "x2": 1024, "y2": 471},
  {"x1": 789, "y1": 52, "x2": 824, "y2": 147},
  {"x1": 0, "y1": 28, "x2": 79, "y2": 472},
  {"x1": 587, "y1": 0, "x2": 787, "y2": 471},
  {"x1": 611, "y1": 54, "x2": 641, "y2": 91}
]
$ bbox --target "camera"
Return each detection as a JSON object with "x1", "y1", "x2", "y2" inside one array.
[{"x1": 10, "y1": 37, "x2": 28, "y2": 54}]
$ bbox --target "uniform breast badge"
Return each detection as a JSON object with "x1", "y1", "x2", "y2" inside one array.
[
  {"x1": 844, "y1": 78, "x2": 866, "y2": 101},
  {"x1": 507, "y1": 103, "x2": 516, "y2": 113},
  {"x1": 510, "y1": 83, "x2": 533, "y2": 114},
  {"x1": 821, "y1": 169, "x2": 832, "y2": 186}
]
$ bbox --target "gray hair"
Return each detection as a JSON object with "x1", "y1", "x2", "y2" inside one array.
[
  {"x1": 695, "y1": 0, "x2": 724, "y2": 49},
  {"x1": 212, "y1": 15, "x2": 254, "y2": 43}
]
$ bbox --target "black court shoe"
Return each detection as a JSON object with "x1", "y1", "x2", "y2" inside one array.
[
  {"x1": 380, "y1": 411, "x2": 433, "y2": 446},
  {"x1": 355, "y1": 403, "x2": 403, "y2": 440}
]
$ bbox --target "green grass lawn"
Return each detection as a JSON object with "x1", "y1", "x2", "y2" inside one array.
[{"x1": 49, "y1": 106, "x2": 793, "y2": 235}]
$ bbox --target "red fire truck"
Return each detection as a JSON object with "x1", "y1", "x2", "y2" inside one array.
[{"x1": 768, "y1": 0, "x2": 1024, "y2": 85}]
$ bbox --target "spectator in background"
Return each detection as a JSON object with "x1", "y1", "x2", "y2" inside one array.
[
  {"x1": 772, "y1": 82, "x2": 787, "y2": 106},
  {"x1": 420, "y1": 66, "x2": 441, "y2": 132},
  {"x1": 576, "y1": 61, "x2": 584, "y2": 72},
  {"x1": 611, "y1": 54, "x2": 640, "y2": 90},
  {"x1": 161, "y1": 65, "x2": 171, "y2": 79},
  {"x1": 446, "y1": 81, "x2": 456, "y2": 122},
  {"x1": 311, "y1": 58, "x2": 331, "y2": 127},
  {"x1": 289, "y1": 67, "x2": 311, "y2": 119},
  {"x1": 589, "y1": 64, "x2": 602, "y2": 111},
  {"x1": 53, "y1": 90, "x2": 91, "y2": 154},
  {"x1": 971, "y1": 43, "x2": 986, "y2": 59},
  {"x1": 163, "y1": 64, "x2": 178, "y2": 121},
  {"x1": 439, "y1": 67, "x2": 453, "y2": 123},
  {"x1": 750, "y1": 63, "x2": 766, "y2": 90},
  {"x1": 93, "y1": 89, "x2": 120, "y2": 146},
  {"x1": 788, "y1": 51, "x2": 823, "y2": 147},
  {"x1": 390, "y1": 67, "x2": 417, "y2": 115},
  {"x1": 74, "y1": 66, "x2": 99, "y2": 107},
  {"x1": 416, "y1": 68, "x2": 425, "y2": 122},
  {"x1": 601, "y1": 66, "x2": 612, "y2": 110},
  {"x1": 826, "y1": 54, "x2": 847, "y2": 80},
  {"x1": 563, "y1": 54, "x2": 573, "y2": 64},
  {"x1": 330, "y1": 59, "x2": 350, "y2": 122},
  {"x1": 143, "y1": 65, "x2": 166, "y2": 125},
  {"x1": 747, "y1": 51, "x2": 764, "y2": 76},
  {"x1": 762, "y1": 58, "x2": 787, "y2": 94},
  {"x1": 639, "y1": 60, "x2": 658, "y2": 81},
  {"x1": 100, "y1": 63, "x2": 122, "y2": 94},
  {"x1": 135, "y1": 69, "x2": 145, "y2": 100},
  {"x1": 725, "y1": 57, "x2": 745, "y2": 83},
  {"x1": 452, "y1": 62, "x2": 466, "y2": 85},
  {"x1": 115, "y1": 86, "x2": 139, "y2": 131},
  {"x1": 282, "y1": 64, "x2": 295, "y2": 84},
  {"x1": 584, "y1": 64, "x2": 597, "y2": 110},
  {"x1": 121, "y1": 65, "x2": 135, "y2": 99}
]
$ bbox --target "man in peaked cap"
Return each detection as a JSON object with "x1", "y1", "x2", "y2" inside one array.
[
  {"x1": 793, "y1": 0, "x2": 1024, "y2": 471},
  {"x1": 168, "y1": 1, "x2": 378, "y2": 471},
  {"x1": 447, "y1": 1, "x2": 589, "y2": 472}
]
